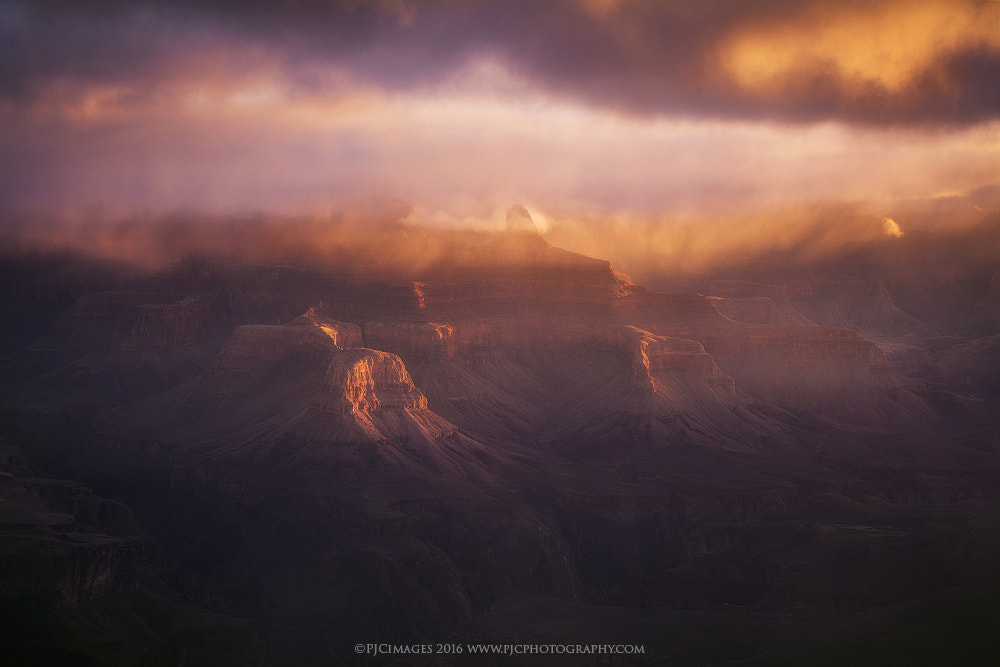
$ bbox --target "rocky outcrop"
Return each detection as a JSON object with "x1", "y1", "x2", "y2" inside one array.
[
  {"x1": 314, "y1": 348, "x2": 428, "y2": 414},
  {"x1": 158, "y1": 310, "x2": 510, "y2": 482},
  {"x1": 21, "y1": 478, "x2": 136, "y2": 536},
  {"x1": 706, "y1": 325, "x2": 890, "y2": 365},
  {"x1": 220, "y1": 311, "x2": 361, "y2": 361},
  {"x1": 362, "y1": 320, "x2": 458, "y2": 360},
  {"x1": 221, "y1": 324, "x2": 341, "y2": 360},
  {"x1": 597, "y1": 326, "x2": 735, "y2": 395},
  {"x1": 35, "y1": 291, "x2": 224, "y2": 352},
  {"x1": 35, "y1": 291, "x2": 161, "y2": 351},
  {"x1": 935, "y1": 333, "x2": 1000, "y2": 392},
  {"x1": 704, "y1": 277, "x2": 924, "y2": 332},
  {"x1": 6, "y1": 230, "x2": 1000, "y2": 663},
  {"x1": 217, "y1": 312, "x2": 428, "y2": 418},
  {"x1": 505, "y1": 204, "x2": 542, "y2": 236},
  {"x1": 701, "y1": 324, "x2": 928, "y2": 423},
  {"x1": 706, "y1": 279, "x2": 816, "y2": 326},
  {"x1": 471, "y1": 208, "x2": 632, "y2": 298},
  {"x1": 782, "y1": 276, "x2": 924, "y2": 335},
  {"x1": 0, "y1": 472, "x2": 143, "y2": 609},
  {"x1": 291, "y1": 307, "x2": 364, "y2": 347},
  {"x1": 115, "y1": 294, "x2": 219, "y2": 350},
  {"x1": 484, "y1": 205, "x2": 550, "y2": 258},
  {"x1": 411, "y1": 281, "x2": 476, "y2": 306},
  {"x1": 614, "y1": 288, "x2": 926, "y2": 425}
]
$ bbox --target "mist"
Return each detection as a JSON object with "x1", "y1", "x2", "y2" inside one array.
[{"x1": 3, "y1": 185, "x2": 997, "y2": 298}]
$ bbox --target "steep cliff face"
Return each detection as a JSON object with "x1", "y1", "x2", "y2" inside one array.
[
  {"x1": 221, "y1": 308, "x2": 361, "y2": 360},
  {"x1": 0, "y1": 472, "x2": 144, "y2": 609},
  {"x1": 394, "y1": 325, "x2": 756, "y2": 458},
  {"x1": 133, "y1": 310, "x2": 508, "y2": 484},
  {"x1": 706, "y1": 280, "x2": 816, "y2": 326},
  {"x1": 36, "y1": 290, "x2": 227, "y2": 353},
  {"x1": 4, "y1": 290, "x2": 227, "y2": 405},
  {"x1": 115, "y1": 294, "x2": 220, "y2": 350},
  {"x1": 705, "y1": 325, "x2": 888, "y2": 364},
  {"x1": 293, "y1": 307, "x2": 364, "y2": 347},
  {"x1": 615, "y1": 291, "x2": 736, "y2": 335},
  {"x1": 702, "y1": 325, "x2": 929, "y2": 424},
  {"x1": 466, "y1": 208, "x2": 639, "y2": 300},
  {"x1": 218, "y1": 314, "x2": 424, "y2": 417},
  {"x1": 935, "y1": 333, "x2": 1000, "y2": 393},
  {"x1": 361, "y1": 316, "x2": 608, "y2": 364},
  {"x1": 362, "y1": 320, "x2": 458, "y2": 360},
  {"x1": 223, "y1": 325, "x2": 336, "y2": 361},
  {"x1": 314, "y1": 348, "x2": 429, "y2": 414},
  {"x1": 609, "y1": 288, "x2": 930, "y2": 427},
  {"x1": 603, "y1": 326, "x2": 735, "y2": 395},
  {"x1": 704, "y1": 276, "x2": 921, "y2": 334},
  {"x1": 34, "y1": 291, "x2": 163, "y2": 352},
  {"x1": 19, "y1": 245, "x2": 930, "y2": 444},
  {"x1": 22, "y1": 478, "x2": 136, "y2": 536},
  {"x1": 790, "y1": 276, "x2": 926, "y2": 336}
]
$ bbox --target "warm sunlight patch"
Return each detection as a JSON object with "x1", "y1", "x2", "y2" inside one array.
[
  {"x1": 718, "y1": 0, "x2": 1000, "y2": 97},
  {"x1": 882, "y1": 217, "x2": 904, "y2": 238}
]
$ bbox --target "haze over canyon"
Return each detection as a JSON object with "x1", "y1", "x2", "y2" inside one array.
[
  {"x1": 1, "y1": 203, "x2": 999, "y2": 664},
  {"x1": 2, "y1": 0, "x2": 1000, "y2": 664}
]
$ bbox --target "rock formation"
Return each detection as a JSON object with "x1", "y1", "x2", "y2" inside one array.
[{"x1": 2, "y1": 213, "x2": 999, "y2": 664}]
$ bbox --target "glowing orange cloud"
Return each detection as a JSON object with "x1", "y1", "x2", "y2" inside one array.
[
  {"x1": 882, "y1": 217, "x2": 904, "y2": 238},
  {"x1": 717, "y1": 0, "x2": 1000, "y2": 99}
]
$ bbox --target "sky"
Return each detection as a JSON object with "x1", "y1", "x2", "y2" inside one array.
[{"x1": 1, "y1": 0, "x2": 999, "y2": 269}]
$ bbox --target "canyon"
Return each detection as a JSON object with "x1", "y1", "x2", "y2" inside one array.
[{"x1": 1, "y1": 210, "x2": 999, "y2": 664}]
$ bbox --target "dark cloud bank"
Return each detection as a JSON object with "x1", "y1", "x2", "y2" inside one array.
[{"x1": 3, "y1": 0, "x2": 999, "y2": 125}]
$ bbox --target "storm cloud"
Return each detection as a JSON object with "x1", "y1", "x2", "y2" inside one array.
[
  {"x1": 1, "y1": 0, "x2": 998, "y2": 248},
  {"x1": 3, "y1": 0, "x2": 999, "y2": 125}
]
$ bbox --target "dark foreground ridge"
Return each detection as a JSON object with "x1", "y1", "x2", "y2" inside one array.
[{"x1": 2, "y1": 217, "x2": 999, "y2": 665}]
